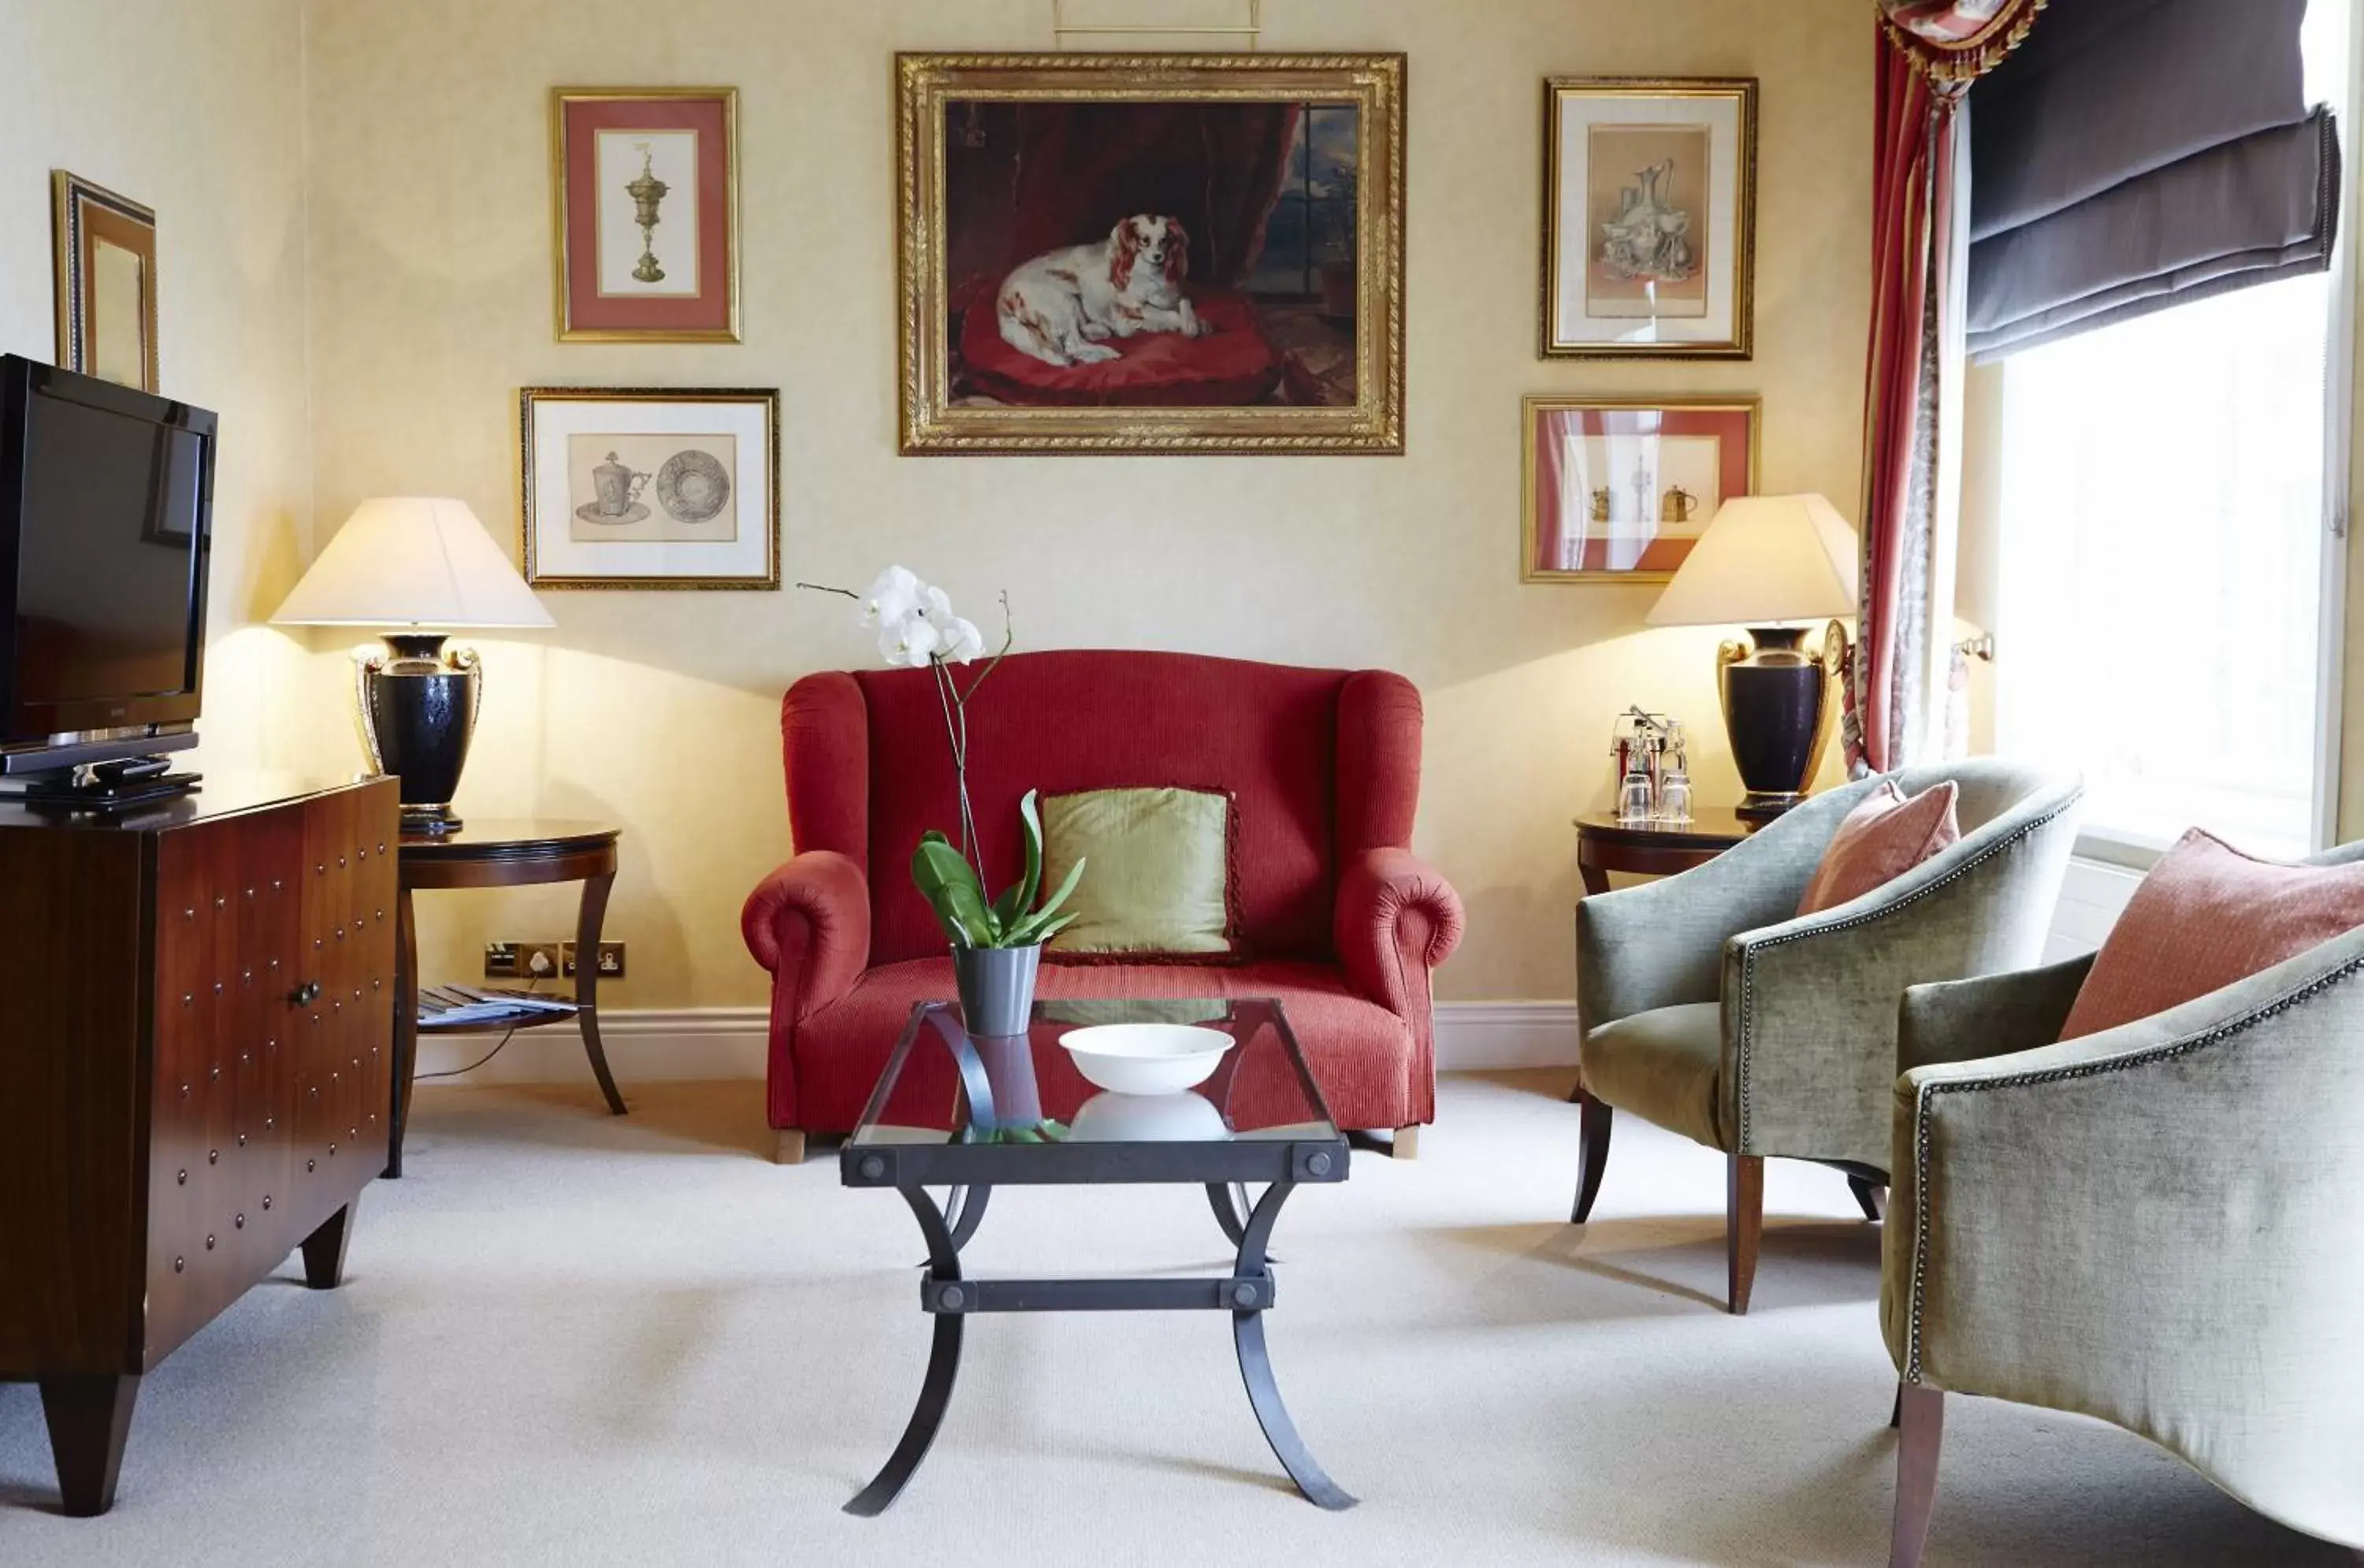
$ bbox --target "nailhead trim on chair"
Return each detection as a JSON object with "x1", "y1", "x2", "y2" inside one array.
[
  {"x1": 1733, "y1": 790, "x2": 2081, "y2": 1154},
  {"x1": 1901, "y1": 952, "x2": 2364, "y2": 1384}
]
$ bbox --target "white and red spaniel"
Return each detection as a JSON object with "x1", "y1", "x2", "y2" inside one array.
[{"x1": 995, "y1": 214, "x2": 1210, "y2": 368}]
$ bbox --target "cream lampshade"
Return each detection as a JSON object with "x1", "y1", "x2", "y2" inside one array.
[
  {"x1": 1646, "y1": 494, "x2": 1860, "y2": 818},
  {"x1": 273, "y1": 498, "x2": 552, "y2": 833}
]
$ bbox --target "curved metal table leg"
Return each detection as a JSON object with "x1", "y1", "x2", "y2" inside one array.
[
  {"x1": 945, "y1": 1184, "x2": 991, "y2": 1252},
  {"x1": 1205, "y1": 1182, "x2": 1249, "y2": 1247},
  {"x1": 1231, "y1": 1181, "x2": 1356, "y2": 1510},
  {"x1": 846, "y1": 1186, "x2": 965, "y2": 1517}
]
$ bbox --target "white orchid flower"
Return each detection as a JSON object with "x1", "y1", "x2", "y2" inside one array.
[
  {"x1": 860, "y1": 565, "x2": 924, "y2": 629},
  {"x1": 878, "y1": 611, "x2": 943, "y2": 668}
]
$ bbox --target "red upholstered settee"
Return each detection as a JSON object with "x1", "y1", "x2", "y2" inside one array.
[{"x1": 741, "y1": 650, "x2": 1465, "y2": 1162}]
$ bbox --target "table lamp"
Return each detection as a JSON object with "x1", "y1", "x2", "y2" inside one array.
[
  {"x1": 1645, "y1": 493, "x2": 1860, "y2": 820},
  {"x1": 271, "y1": 497, "x2": 553, "y2": 834}
]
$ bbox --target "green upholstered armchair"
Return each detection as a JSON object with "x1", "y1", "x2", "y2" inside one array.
[
  {"x1": 1570, "y1": 759, "x2": 2082, "y2": 1313},
  {"x1": 1883, "y1": 845, "x2": 2364, "y2": 1567}
]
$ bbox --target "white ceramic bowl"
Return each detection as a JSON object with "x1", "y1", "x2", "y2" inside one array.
[
  {"x1": 1065, "y1": 1089, "x2": 1230, "y2": 1143},
  {"x1": 1057, "y1": 1023, "x2": 1236, "y2": 1095}
]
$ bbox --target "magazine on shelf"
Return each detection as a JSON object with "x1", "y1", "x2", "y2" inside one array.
[{"x1": 417, "y1": 985, "x2": 578, "y2": 1028}]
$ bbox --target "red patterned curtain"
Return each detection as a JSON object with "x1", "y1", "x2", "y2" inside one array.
[{"x1": 1845, "y1": 0, "x2": 2044, "y2": 773}]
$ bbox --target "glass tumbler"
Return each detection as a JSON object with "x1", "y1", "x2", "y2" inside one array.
[{"x1": 1617, "y1": 767, "x2": 1655, "y2": 823}]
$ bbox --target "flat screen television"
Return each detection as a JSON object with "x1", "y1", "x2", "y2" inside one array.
[{"x1": 0, "y1": 355, "x2": 216, "y2": 774}]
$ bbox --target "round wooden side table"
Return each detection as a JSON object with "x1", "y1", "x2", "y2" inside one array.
[
  {"x1": 1574, "y1": 807, "x2": 1761, "y2": 897},
  {"x1": 386, "y1": 819, "x2": 626, "y2": 1177}
]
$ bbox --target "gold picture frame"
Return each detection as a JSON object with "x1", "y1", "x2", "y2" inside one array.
[
  {"x1": 519, "y1": 386, "x2": 780, "y2": 590},
  {"x1": 1520, "y1": 394, "x2": 1760, "y2": 583},
  {"x1": 52, "y1": 171, "x2": 160, "y2": 392},
  {"x1": 550, "y1": 87, "x2": 742, "y2": 343},
  {"x1": 895, "y1": 51, "x2": 1406, "y2": 455},
  {"x1": 1539, "y1": 77, "x2": 1757, "y2": 360}
]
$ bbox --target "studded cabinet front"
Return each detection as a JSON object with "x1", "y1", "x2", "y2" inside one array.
[{"x1": 142, "y1": 781, "x2": 398, "y2": 1365}]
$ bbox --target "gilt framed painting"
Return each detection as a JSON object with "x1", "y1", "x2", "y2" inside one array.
[
  {"x1": 519, "y1": 387, "x2": 778, "y2": 589},
  {"x1": 895, "y1": 52, "x2": 1405, "y2": 455},
  {"x1": 1521, "y1": 395, "x2": 1759, "y2": 582},
  {"x1": 52, "y1": 171, "x2": 160, "y2": 392},
  {"x1": 550, "y1": 87, "x2": 740, "y2": 342},
  {"x1": 1541, "y1": 78, "x2": 1756, "y2": 359}
]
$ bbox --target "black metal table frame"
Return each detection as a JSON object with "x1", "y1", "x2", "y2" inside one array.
[{"x1": 838, "y1": 1002, "x2": 1355, "y2": 1516}]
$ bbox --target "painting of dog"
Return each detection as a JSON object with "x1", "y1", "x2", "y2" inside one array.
[
  {"x1": 897, "y1": 54, "x2": 1405, "y2": 454},
  {"x1": 998, "y1": 214, "x2": 1207, "y2": 366}
]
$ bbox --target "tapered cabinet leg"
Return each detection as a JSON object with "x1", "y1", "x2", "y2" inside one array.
[
  {"x1": 39, "y1": 1374, "x2": 139, "y2": 1518},
  {"x1": 1570, "y1": 1091, "x2": 1613, "y2": 1224},
  {"x1": 1890, "y1": 1383, "x2": 1945, "y2": 1568},
  {"x1": 1727, "y1": 1154, "x2": 1764, "y2": 1315},
  {"x1": 301, "y1": 1201, "x2": 356, "y2": 1290},
  {"x1": 1850, "y1": 1175, "x2": 1887, "y2": 1222}
]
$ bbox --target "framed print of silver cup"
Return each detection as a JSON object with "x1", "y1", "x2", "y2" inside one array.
[
  {"x1": 1540, "y1": 77, "x2": 1756, "y2": 359},
  {"x1": 519, "y1": 387, "x2": 779, "y2": 589}
]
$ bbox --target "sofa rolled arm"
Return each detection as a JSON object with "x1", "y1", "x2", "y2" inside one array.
[
  {"x1": 1335, "y1": 847, "x2": 1465, "y2": 1019},
  {"x1": 741, "y1": 850, "x2": 871, "y2": 1021},
  {"x1": 1882, "y1": 926, "x2": 2364, "y2": 1549},
  {"x1": 1896, "y1": 952, "x2": 2095, "y2": 1075}
]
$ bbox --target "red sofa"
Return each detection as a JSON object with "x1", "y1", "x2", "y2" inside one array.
[{"x1": 742, "y1": 649, "x2": 1464, "y2": 1161}]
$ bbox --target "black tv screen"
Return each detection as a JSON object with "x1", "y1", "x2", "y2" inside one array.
[{"x1": 1, "y1": 356, "x2": 215, "y2": 749}]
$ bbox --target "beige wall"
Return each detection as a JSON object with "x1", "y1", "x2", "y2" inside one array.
[
  {"x1": 298, "y1": 0, "x2": 1874, "y2": 1008},
  {"x1": 0, "y1": 0, "x2": 317, "y2": 777}
]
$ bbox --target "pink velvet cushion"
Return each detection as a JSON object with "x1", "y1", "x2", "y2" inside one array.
[
  {"x1": 1797, "y1": 780, "x2": 1963, "y2": 916},
  {"x1": 2059, "y1": 829, "x2": 2364, "y2": 1040}
]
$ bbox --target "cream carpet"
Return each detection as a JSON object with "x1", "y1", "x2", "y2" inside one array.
[{"x1": 0, "y1": 1072, "x2": 2342, "y2": 1566}]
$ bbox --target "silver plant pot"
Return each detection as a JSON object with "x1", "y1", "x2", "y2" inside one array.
[{"x1": 952, "y1": 942, "x2": 1043, "y2": 1038}]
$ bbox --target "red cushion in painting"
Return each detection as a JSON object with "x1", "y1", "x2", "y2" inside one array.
[
  {"x1": 957, "y1": 286, "x2": 1283, "y2": 407},
  {"x1": 1797, "y1": 780, "x2": 1963, "y2": 916},
  {"x1": 2058, "y1": 829, "x2": 2364, "y2": 1039}
]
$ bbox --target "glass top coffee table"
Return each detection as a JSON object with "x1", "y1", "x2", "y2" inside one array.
[{"x1": 840, "y1": 996, "x2": 1354, "y2": 1515}]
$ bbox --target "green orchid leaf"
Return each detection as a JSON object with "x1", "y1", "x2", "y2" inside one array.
[
  {"x1": 1033, "y1": 853, "x2": 1086, "y2": 922},
  {"x1": 989, "y1": 790, "x2": 1049, "y2": 929},
  {"x1": 912, "y1": 836, "x2": 997, "y2": 947}
]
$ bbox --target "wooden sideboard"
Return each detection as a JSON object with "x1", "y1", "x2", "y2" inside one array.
[{"x1": 0, "y1": 775, "x2": 398, "y2": 1515}]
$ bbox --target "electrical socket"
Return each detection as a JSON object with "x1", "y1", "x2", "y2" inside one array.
[
  {"x1": 514, "y1": 942, "x2": 565, "y2": 982},
  {"x1": 559, "y1": 941, "x2": 626, "y2": 980},
  {"x1": 483, "y1": 942, "x2": 520, "y2": 978}
]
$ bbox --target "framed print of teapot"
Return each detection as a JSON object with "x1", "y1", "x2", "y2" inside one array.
[{"x1": 519, "y1": 386, "x2": 779, "y2": 589}]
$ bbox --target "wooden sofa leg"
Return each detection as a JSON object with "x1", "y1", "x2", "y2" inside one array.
[
  {"x1": 1389, "y1": 1124, "x2": 1422, "y2": 1161},
  {"x1": 1727, "y1": 1154, "x2": 1764, "y2": 1315},
  {"x1": 1570, "y1": 1091, "x2": 1612, "y2": 1224},
  {"x1": 775, "y1": 1129, "x2": 807, "y2": 1165},
  {"x1": 1890, "y1": 1383, "x2": 1945, "y2": 1568},
  {"x1": 1849, "y1": 1175, "x2": 1887, "y2": 1222}
]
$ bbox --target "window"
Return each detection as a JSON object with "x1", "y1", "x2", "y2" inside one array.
[{"x1": 1989, "y1": 2, "x2": 2349, "y2": 861}]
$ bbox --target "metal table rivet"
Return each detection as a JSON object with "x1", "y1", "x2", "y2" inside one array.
[
  {"x1": 1307, "y1": 1152, "x2": 1332, "y2": 1176},
  {"x1": 1234, "y1": 1284, "x2": 1258, "y2": 1307},
  {"x1": 859, "y1": 1155, "x2": 886, "y2": 1180},
  {"x1": 940, "y1": 1286, "x2": 965, "y2": 1310}
]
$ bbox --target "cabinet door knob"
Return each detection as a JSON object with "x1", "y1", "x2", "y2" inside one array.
[{"x1": 289, "y1": 981, "x2": 322, "y2": 1006}]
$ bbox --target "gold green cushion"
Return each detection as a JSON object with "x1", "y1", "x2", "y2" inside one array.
[{"x1": 1039, "y1": 787, "x2": 1236, "y2": 959}]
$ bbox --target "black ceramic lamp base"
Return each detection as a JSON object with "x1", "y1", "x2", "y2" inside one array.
[
  {"x1": 1719, "y1": 626, "x2": 1829, "y2": 821},
  {"x1": 359, "y1": 633, "x2": 480, "y2": 835}
]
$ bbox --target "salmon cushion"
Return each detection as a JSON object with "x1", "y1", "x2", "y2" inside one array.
[
  {"x1": 957, "y1": 287, "x2": 1283, "y2": 408},
  {"x1": 1797, "y1": 780, "x2": 1963, "y2": 916},
  {"x1": 2059, "y1": 828, "x2": 2364, "y2": 1039}
]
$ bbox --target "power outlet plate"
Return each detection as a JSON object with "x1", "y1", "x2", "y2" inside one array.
[
  {"x1": 559, "y1": 941, "x2": 625, "y2": 980},
  {"x1": 483, "y1": 942, "x2": 521, "y2": 978},
  {"x1": 513, "y1": 942, "x2": 565, "y2": 982}
]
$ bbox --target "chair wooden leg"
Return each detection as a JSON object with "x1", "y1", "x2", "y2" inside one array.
[
  {"x1": 1727, "y1": 1154, "x2": 1764, "y2": 1315},
  {"x1": 1850, "y1": 1175, "x2": 1887, "y2": 1222},
  {"x1": 775, "y1": 1129, "x2": 807, "y2": 1165},
  {"x1": 1890, "y1": 1383, "x2": 1945, "y2": 1568},
  {"x1": 1570, "y1": 1092, "x2": 1613, "y2": 1224},
  {"x1": 1388, "y1": 1124, "x2": 1422, "y2": 1161}
]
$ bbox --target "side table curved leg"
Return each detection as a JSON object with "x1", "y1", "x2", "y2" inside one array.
[
  {"x1": 1232, "y1": 1180, "x2": 1356, "y2": 1510},
  {"x1": 1206, "y1": 1182, "x2": 1250, "y2": 1247},
  {"x1": 574, "y1": 870, "x2": 627, "y2": 1116},
  {"x1": 944, "y1": 1183, "x2": 991, "y2": 1252},
  {"x1": 848, "y1": 1185, "x2": 966, "y2": 1516}
]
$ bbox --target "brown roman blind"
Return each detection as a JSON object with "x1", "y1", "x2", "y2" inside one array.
[{"x1": 1966, "y1": 0, "x2": 2340, "y2": 359}]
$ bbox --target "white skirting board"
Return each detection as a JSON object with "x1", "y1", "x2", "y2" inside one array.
[{"x1": 408, "y1": 1000, "x2": 1585, "y2": 1087}]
